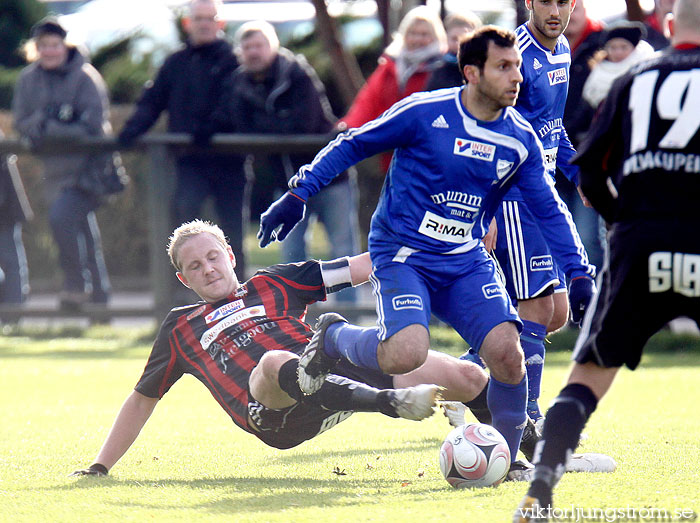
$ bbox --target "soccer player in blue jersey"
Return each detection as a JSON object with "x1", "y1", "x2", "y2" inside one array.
[
  {"x1": 485, "y1": 0, "x2": 596, "y2": 426},
  {"x1": 70, "y1": 220, "x2": 488, "y2": 477},
  {"x1": 258, "y1": 26, "x2": 595, "y2": 480},
  {"x1": 517, "y1": 0, "x2": 700, "y2": 517}
]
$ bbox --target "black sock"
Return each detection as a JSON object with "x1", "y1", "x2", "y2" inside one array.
[
  {"x1": 465, "y1": 379, "x2": 492, "y2": 425},
  {"x1": 530, "y1": 383, "x2": 598, "y2": 496},
  {"x1": 308, "y1": 375, "x2": 398, "y2": 417},
  {"x1": 277, "y1": 359, "x2": 396, "y2": 416},
  {"x1": 277, "y1": 358, "x2": 304, "y2": 401}
]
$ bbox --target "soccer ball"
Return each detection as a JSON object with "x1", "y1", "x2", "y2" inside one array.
[{"x1": 439, "y1": 422, "x2": 511, "y2": 488}]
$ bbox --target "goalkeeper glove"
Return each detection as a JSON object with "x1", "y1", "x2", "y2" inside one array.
[
  {"x1": 568, "y1": 276, "x2": 596, "y2": 326},
  {"x1": 257, "y1": 191, "x2": 306, "y2": 248}
]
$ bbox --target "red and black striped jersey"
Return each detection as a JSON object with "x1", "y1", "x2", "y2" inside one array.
[{"x1": 134, "y1": 259, "x2": 350, "y2": 432}]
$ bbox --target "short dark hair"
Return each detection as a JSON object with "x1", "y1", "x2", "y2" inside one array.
[
  {"x1": 458, "y1": 25, "x2": 516, "y2": 82},
  {"x1": 604, "y1": 22, "x2": 646, "y2": 47}
]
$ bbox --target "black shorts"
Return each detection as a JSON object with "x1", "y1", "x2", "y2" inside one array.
[
  {"x1": 247, "y1": 361, "x2": 394, "y2": 449},
  {"x1": 573, "y1": 220, "x2": 700, "y2": 370}
]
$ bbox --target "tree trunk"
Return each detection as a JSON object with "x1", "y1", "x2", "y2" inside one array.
[
  {"x1": 310, "y1": 0, "x2": 364, "y2": 106},
  {"x1": 376, "y1": 0, "x2": 391, "y2": 48},
  {"x1": 515, "y1": 0, "x2": 529, "y2": 27},
  {"x1": 625, "y1": 0, "x2": 646, "y2": 22}
]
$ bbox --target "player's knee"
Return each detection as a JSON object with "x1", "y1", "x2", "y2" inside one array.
[
  {"x1": 457, "y1": 360, "x2": 489, "y2": 400},
  {"x1": 380, "y1": 327, "x2": 429, "y2": 374},
  {"x1": 547, "y1": 292, "x2": 570, "y2": 333},
  {"x1": 257, "y1": 350, "x2": 296, "y2": 384},
  {"x1": 482, "y1": 343, "x2": 525, "y2": 384},
  {"x1": 519, "y1": 294, "x2": 555, "y2": 326},
  {"x1": 382, "y1": 344, "x2": 428, "y2": 374},
  {"x1": 548, "y1": 308, "x2": 568, "y2": 333}
]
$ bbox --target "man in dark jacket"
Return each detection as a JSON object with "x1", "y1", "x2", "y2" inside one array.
[
  {"x1": 0, "y1": 130, "x2": 32, "y2": 306},
  {"x1": 118, "y1": 0, "x2": 248, "y2": 279},
  {"x1": 228, "y1": 20, "x2": 360, "y2": 302},
  {"x1": 425, "y1": 11, "x2": 481, "y2": 91}
]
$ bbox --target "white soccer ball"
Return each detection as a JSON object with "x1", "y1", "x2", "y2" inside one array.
[{"x1": 439, "y1": 422, "x2": 511, "y2": 488}]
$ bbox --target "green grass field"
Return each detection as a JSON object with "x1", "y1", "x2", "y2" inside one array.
[{"x1": 1, "y1": 326, "x2": 699, "y2": 522}]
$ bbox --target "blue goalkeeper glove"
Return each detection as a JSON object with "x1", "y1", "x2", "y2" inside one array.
[
  {"x1": 257, "y1": 191, "x2": 306, "y2": 248},
  {"x1": 568, "y1": 276, "x2": 596, "y2": 326}
]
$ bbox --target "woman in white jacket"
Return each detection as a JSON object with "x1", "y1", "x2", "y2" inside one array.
[{"x1": 582, "y1": 22, "x2": 656, "y2": 109}]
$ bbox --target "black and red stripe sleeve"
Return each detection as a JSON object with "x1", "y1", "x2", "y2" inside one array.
[{"x1": 134, "y1": 311, "x2": 185, "y2": 399}]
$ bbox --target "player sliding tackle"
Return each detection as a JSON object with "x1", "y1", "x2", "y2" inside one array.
[
  {"x1": 259, "y1": 26, "x2": 596, "y2": 481},
  {"x1": 71, "y1": 220, "x2": 489, "y2": 477}
]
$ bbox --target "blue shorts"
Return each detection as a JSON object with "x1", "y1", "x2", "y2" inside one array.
[
  {"x1": 494, "y1": 200, "x2": 567, "y2": 301},
  {"x1": 369, "y1": 239, "x2": 521, "y2": 352}
]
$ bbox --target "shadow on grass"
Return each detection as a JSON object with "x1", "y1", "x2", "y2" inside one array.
[
  {"x1": 51, "y1": 468, "x2": 496, "y2": 515},
  {"x1": 268, "y1": 437, "x2": 444, "y2": 465},
  {"x1": 0, "y1": 348, "x2": 148, "y2": 360}
]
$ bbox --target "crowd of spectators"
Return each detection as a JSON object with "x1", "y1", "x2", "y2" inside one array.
[{"x1": 0, "y1": 0, "x2": 675, "y2": 312}]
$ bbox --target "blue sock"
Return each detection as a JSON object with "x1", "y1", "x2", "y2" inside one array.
[
  {"x1": 487, "y1": 376, "x2": 528, "y2": 462},
  {"x1": 459, "y1": 348, "x2": 486, "y2": 368},
  {"x1": 520, "y1": 320, "x2": 547, "y2": 421},
  {"x1": 324, "y1": 323, "x2": 381, "y2": 371}
]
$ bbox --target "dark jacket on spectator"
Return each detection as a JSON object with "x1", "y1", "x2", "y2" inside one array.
[
  {"x1": 425, "y1": 53, "x2": 464, "y2": 91},
  {"x1": 119, "y1": 39, "x2": 239, "y2": 164},
  {"x1": 227, "y1": 48, "x2": 347, "y2": 185},
  {"x1": 643, "y1": 12, "x2": 670, "y2": 50}
]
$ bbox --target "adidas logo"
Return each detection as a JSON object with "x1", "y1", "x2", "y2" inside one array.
[
  {"x1": 431, "y1": 115, "x2": 449, "y2": 129},
  {"x1": 533, "y1": 57, "x2": 542, "y2": 70}
]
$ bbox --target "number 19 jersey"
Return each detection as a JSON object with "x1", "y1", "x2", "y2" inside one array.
[{"x1": 575, "y1": 46, "x2": 700, "y2": 223}]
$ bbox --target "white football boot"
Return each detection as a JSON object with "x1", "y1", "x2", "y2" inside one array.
[
  {"x1": 389, "y1": 384, "x2": 441, "y2": 421},
  {"x1": 440, "y1": 401, "x2": 467, "y2": 427},
  {"x1": 566, "y1": 453, "x2": 617, "y2": 473}
]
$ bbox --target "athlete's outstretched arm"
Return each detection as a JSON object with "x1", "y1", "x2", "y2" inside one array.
[
  {"x1": 71, "y1": 391, "x2": 159, "y2": 476},
  {"x1": 348, "y1": 252, "x2": 372, "y2": 286}
]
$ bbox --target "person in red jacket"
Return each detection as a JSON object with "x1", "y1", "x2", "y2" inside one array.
[{"x1": 338, "y1": 5, "x2": 446, "y2": 172}]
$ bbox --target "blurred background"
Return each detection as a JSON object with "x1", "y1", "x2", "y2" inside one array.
[{"x1": 0, "y1": 0, "x2": 659, "y2": 302}]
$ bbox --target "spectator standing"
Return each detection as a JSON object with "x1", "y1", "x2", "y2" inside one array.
[
  {"x1": 12, "y1": 18, "x2": 112, "y2": 309},
  {"x1": 338, "y1": 5, "x2": 447, "y2": 172},
  {"x1": 425, "y1": 11, "x2": 482, "y2": 91},
  {"x1": 229, "y1": 21, "x2": 360, "y2": 302},
  {"x1": 0, "y1": 130, "x2": 32, "y2": 306},
  {"x1": 582, "y1": 23, "x2": 655, "y2": 109},
  {"x1": 118, "y1": 0, "x2": 248, "y2": 279}
]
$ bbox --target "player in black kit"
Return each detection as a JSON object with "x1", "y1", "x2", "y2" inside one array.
[
  {"x1": 515, "y1": 0, "x2": 700, "y2": 519},
  {"x1": 70, "y1": 219, "x2": 488, "y2": 477}
]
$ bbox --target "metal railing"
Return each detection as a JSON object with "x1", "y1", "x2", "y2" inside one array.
[{"x1": 0, "y1": 133, "x2": 352, "y2": 323}]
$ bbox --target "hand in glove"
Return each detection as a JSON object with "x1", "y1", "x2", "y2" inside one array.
[{"x1": 257, "y1": 191, "x2": 306, "y2": 248}]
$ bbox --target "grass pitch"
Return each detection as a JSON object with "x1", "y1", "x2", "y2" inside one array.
[{"x1": 1, "y1": 326, "x2": 699, "y2": 522}]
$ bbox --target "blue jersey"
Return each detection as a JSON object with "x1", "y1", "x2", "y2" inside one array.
[
  {"x1": 506, "y1": 23, "x2": 579, "y2": 202},
  {"x1": 290, "y1": 88, "x2": 592, "y2": 279}
]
